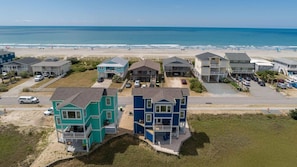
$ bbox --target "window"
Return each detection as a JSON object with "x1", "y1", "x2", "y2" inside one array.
[
  {"x1": 56, "y1": 117, "x2": 61, "y2": 124},
  {"x1": 147, "y1": 99, "x2": 152, "y2": 108},
  {"x1": 156, "y1": 118, "x2": 162, "y2": 124},
  {"x1": 156, "y1": 105, "x2": 171, "y2": 113},
  {"x1": 56, "y1": 102, "x2": 60, "y2": 108},
  {"x1": 146, "y1": 114, "x2": 152, "y2": 122},
  {"x1": 180, "y1": 111, "x2": 185, "y2": 118},
  {"x1": 181, "y1": 97, "x2": 186, "y2": 105},
  {"x1": 161, "y1": 106, "x2": 166, "y2": 112},
  {"x1": 106, "y1": 97, "x2": 111, "y2": 106},
  {"x1": 106, "y1": 111, "x2": 112, "y2": 119},
  {"x1": 62, "y1": 110, "x2": 81, "y2": 119}
]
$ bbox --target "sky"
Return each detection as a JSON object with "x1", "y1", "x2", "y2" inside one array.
[{"x1": 1, "y1": 0, "x2": 297, "y2": 28}]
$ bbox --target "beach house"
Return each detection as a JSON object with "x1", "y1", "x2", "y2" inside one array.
[
  {"x1": 97, "y1": 57, "x2": 129, "y2": 79},
  {"x1": 194, "y1": 52, "x2": 228, "y2": 82},
  {"x1": 225, "y1": 53, "x2": 255, "y2": 77},
  {"x1": 50, "y1": 87, "x2": 118, "y2": 152},
  {"x1": 31, "y1": 58, "x2": 71, "y2": 76},
  {"x1": 1, "y1": 57, "x2": 41, "y2": 75},
  {"x1": 272, "y1": 58, "x2": 297, "y2": 77},
  {"x1": 163, "y1": 56, "x2": 193, "y2": 77},
  {"x1": 128, "y1": 59, "x2": 160, "y2": 82},
  {"x1": 250, "y1": 58, "x2": 274, "y2": 72},
  {"x1": 132, "y1": 88, "x2": 189, "y2": 145},
  {"x1": 0, "y1": 50, "x2": 15, "y2": 72}
]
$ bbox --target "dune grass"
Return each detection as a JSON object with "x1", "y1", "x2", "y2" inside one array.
[{"x1": 53, "y1": 114, "x2": 297, "y2": 167}]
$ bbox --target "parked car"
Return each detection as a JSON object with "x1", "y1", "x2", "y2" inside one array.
[
  {"x1": 34, "y1": 75, "x2": 44, "y2": 82},
  {"x1": 277, "y1": 82, "x2": 287, "y2": 89},
  {"x1": 292, "y1": 82, "x2": 297, "y2": 88},
  {"x1": 258, "y1": 80, "x2": 266, "y2": 86},
  {"x1": 245, "y1": 77, "x2": 251, "y2": 81},
  {"x1": 242, "y1": 80, "x2": 250, "y2": 86},
  {"x1": 97, "y1": 77, "x2": 104, "y2": 82},
  {"x1": 18, "y1": 96, "x2": 39, "y2": 104},
  {"x1": 125, "y1": 82, "x2": 132, "y2": 88},
  {"x1": 44, "y1": 107, "x2": 54, "y2": 116},
  {"x1": 134, "y1": 80, "x2": 141, "y2": 88},
  {"x1": 181, "y1": 79, "x2": 187, "y2": 85}
]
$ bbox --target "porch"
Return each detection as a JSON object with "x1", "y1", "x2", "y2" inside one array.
[{"x1": 63, "y1": 125, "x2": 92, "y2": 139}]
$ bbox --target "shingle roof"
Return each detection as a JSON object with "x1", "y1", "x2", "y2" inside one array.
[
  {"x1": 15, "y1": 57, "x2": 41, "y2": 65},
  {"x1": 163, "y1": 56, "x2": 192, "y2": 67},
  {"x1": 273, "y1": 58, "x2": 297, "y2": 65},
  {"x1": 195, "y1": 52, "x2": 227, "y2": 61},
  {"x1": 0, "y1": 50, "x2": 14, "y2": 55},
  {"x1": 132, "y1": 88, "x2": 189, "y2": 103},
  {"x1": 225, "y1": 53, "x2": 251, "y2": 61},
  {"x1": 98, "y1": 57, "x2": 128, "y2": 67},
  {"x1": 50, "y1": 87, "x2": 117, "y2": 109},
  {"x1": 128, "y1": 59, "x2": 160, "y2": 72},
  {"x1": 31, "y1": 60, "x2": 70, "y2": 67}
]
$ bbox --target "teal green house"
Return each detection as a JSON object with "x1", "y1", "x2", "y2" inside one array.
[{"x1": 50, "y1": 87, "x2": 118, "y2": 152}]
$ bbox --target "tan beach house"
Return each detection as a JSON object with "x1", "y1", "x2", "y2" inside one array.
[{"x1": 194, "y1": 52, "x2": 228, "y2": 82}]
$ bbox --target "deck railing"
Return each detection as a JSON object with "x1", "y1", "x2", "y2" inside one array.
[
  {"x1": 63, "y1": 125, "x2": 92, "y2": 139},
  {"x1": 153, "y1": 125, "x2": 172, "y2": 132}
]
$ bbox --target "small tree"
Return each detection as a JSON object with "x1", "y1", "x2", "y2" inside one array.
[{"x1": 289, "y1": 108, "x2": 297, "y2": 120}]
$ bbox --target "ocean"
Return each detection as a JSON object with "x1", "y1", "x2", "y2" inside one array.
[{"x1": 0, "y1": 26, "x2": 297, "y2": 50}]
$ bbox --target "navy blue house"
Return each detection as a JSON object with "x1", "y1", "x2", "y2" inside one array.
[
  {"x1": 0, "y1": 50, "x2": 15, "y2": 72},
  {"x1": 132, "y1": 88, "x2": 189, "y2": 145}
]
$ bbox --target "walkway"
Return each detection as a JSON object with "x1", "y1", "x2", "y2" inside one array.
[{"x1": 1, "y1": 78, "x2": 36, "y2": 97}]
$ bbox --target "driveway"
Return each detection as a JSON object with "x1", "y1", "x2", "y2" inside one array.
[
  {"x1": 249, "y1": 80, "x2": 284, "y2": 99},
  {"x1": 1, "y1": 78, "x2": 36, "y2": 97},
  {"x1": 92, "y1": 79, "x2": 112, "y2": 88}
]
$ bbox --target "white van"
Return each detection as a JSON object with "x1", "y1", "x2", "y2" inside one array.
[{"x1": 18, "y1": 96, "x2": 39, "y2": 104}]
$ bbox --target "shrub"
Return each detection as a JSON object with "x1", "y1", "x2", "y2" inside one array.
[
  {"x1": 23, "y1": 88, "x2": 31, "y2": 92},
  {"x1": 19, "y1": 71, "x2": 30, "y2": 78},
  {"x1": 0, "y1": 86, "x2": 8, "y2": 92},
  {"x1": 289, "y1": 109, "x2": 297, "y2": 120},
  {"x1": 189, "y1": 78, "x2": 206, "y2": 93}
]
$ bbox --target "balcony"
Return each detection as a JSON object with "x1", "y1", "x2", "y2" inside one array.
[
  {"x1": 63, "y1": 125, "x2": 92, "y2": 139},
  {"x1": 153, "y1": 124, "x2": 172, "y2": 132}
]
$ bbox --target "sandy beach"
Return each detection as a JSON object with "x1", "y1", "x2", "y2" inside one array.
[{"x1": 7, "y1": 47, "x2": 297, "y2": 60}]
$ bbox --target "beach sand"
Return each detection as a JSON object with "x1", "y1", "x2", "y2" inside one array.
[{"x1": 8, "y1": 47, "x2": 297, "y2": 60}]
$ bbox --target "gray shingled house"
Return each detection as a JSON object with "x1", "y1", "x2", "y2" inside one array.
[
  {"x1": 1, "y1": 57, "x2": 41, "y2": 75},
  {"x1": 225, "y1": 53, "x2": 255, "y2": 77},
  {"x1": 163, "y1": 56, "x2": 193, "y2": 77},
  {"x1": 31, "y1": 59, "x2": 71, "y2": 76},
  {"x1": 128, "y1": 59, "x2": 160, "y2": 82}
]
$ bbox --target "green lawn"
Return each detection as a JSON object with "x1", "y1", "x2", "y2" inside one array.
[{"x1": 54, "y1": 114, "x2": 297, "y2": 167}]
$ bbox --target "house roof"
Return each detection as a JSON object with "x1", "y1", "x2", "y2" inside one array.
[
  {"x1": 273, "y1": 58, "x2": 297, "y2": 65},
  {"x1": 50, "y1": 87, "x2": 117, "y2": 109},
  {"x1": 97, "y1": 57, "x2": 128, "y2": 67},
  {"x1": 132, "y1": 88, "x2": 189, "y2": 103},
  {"x1": 195, "y1": 52, "x2": 227, "y2": 61},
  {"x1": 163, "y1": 56, "x2": 192, "y2": 67},
  {"x1": 0, "y1": 50, "x2": 14, "y2": 55},
  {"x1": 31, "y1": 60, "x2": 71, "y2": 67},
  {"x1": 251, "y1": 58, "x2": 273, "y2": 66},
  {"x1": 225, "y1": 53, "x2": 251, "y2": 61},
  {"x1": 128, "y1": 59, "x2": 160, "y2": 72},
  {"x1": 2, "y1": 57, "x2": 41, "y2": 66}
]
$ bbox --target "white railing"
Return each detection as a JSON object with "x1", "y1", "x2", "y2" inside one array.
[
  {"x1": 153, "y1": 125, "x2": 172, "y2": 132},
  {"x1": 63, "y1": 126, "x2": 92, "y2": 139}
]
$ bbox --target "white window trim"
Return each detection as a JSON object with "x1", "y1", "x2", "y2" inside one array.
[
  {"x1": 155, "y1": 105, "x2": 172, "y2": 113},
  {"x1": 106, "y1": 111, "x2": 112, "y2": 120},
  {"x1": 106, "y1": 97, "x2": 111, "y2": 106},
  {"x1": 180, "y1": 110, "x2": 185, "y2": 119},
  {"x1": 147, "y1": 99, "x2": 152, "y2": 108},
  {"x1": 181, "y1": 97, "x2": 186, "y2": 105},
  {"x1": 146, "y1": 114, "x2": 152, "y2": 122},
  {"x1": 55, "y1": 117, "x2": 61, "y2": 125},
  {"x1": 62, "y1": 110, "x2": 81, "y2": 119}
]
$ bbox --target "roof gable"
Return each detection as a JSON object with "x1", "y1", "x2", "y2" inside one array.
[
  {"x1": 196, "y1": 52, "x2": 227, "y2": 61},
  {"x1": 163, "y1": 56, "x2": 191, "y2": 67},
  {"x1": 50, "y1": 87, "x2": 117, "y2": 109},
  {"x1": 129, "y1": 59, "x2": 160, "y2": 71},
  {"x1": 132, "y1": 88, "x2": 189, "y2": 104},
  {"x1": 225, "y1": 53, "x2": 251, "y2": 61},
  {"x1": 98, "y1": 57, "x2": 128, "y2": 67}
]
